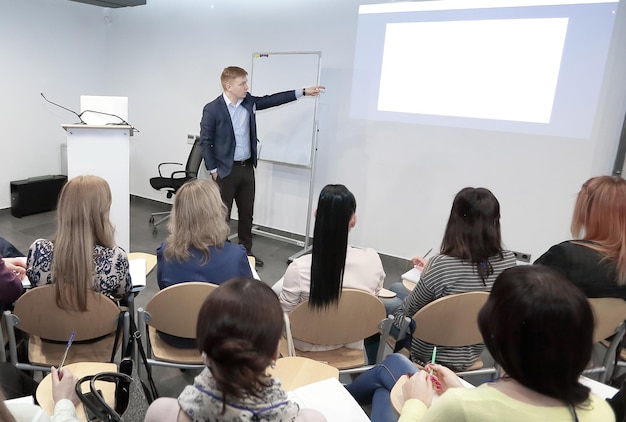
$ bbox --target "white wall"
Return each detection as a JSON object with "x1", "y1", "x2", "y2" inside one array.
[
  {"x1": 0, "y1": 0, "x2": 107, "y2": 196},
  {"x1": 3, "y1": 0, "x2": 626, "y2": 262}
]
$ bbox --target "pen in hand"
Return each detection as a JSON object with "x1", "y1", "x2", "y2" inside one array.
[
  {"x1": 413, "y1": 248, "x2": 433, "y2": 269},
  {"x1": 58, "y1": 331, "x2": 75, "y2": 376},
  {"x1": 429, "y1": 346, "x2": 437, "y2": 376}
]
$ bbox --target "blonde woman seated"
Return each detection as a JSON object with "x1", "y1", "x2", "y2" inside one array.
[
  {"x1": 26, "y1": 175, "x2": 131, "y2": 308},
  {"x1": 278, "y1": 184, "x2": 385, "y2": 352},
  {"x1": 156, "y1": 178, "x2": 252, "y2": 290},
  {"x1": 144, "y1": 278, "x2": 323, "y2": 422}
]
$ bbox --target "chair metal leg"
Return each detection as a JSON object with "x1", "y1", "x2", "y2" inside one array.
[
  {"x1": 150, "y1": 211, "x2": 170, "y2": 218},
  {"x1": 153, "y1": 214, "x2": 170, "y2": 227}
]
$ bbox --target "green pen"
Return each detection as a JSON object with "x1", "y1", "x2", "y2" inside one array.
[{"x1": 429, "y1": 346, "x2": 437, "y2": 376}]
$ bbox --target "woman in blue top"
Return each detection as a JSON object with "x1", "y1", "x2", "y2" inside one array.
[
  {"x1": 157, "y1": 178, "x2": 253, "y2": 290},
  {"x1": 157, "y1": 178, "x2": 253, "y2": 348}
]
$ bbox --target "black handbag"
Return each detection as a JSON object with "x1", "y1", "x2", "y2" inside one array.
[
  {"x1": 110, "y1": 312, "x2": 159, "y2": 404},
  {"x1": 129, "y1": 318, "x2": 159, "y2": 404},
  {"x1": 74, "y1": 314, "x2": 159, "y2": 421},
  {"x1": 75, "y1": 372, "x2": 133, "y2": 422}
]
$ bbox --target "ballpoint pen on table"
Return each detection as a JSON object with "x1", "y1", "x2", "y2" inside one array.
[
  {"x1": 58, "y1": 331, "x2": 75, "y2": 373},
  {"x1": 429, "y1": 346, "x2": 437, "y2": 376}
]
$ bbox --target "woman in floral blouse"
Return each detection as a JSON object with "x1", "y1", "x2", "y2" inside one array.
[{"x1": 26, "y1": 175, "x2": 131, "y2": 310}]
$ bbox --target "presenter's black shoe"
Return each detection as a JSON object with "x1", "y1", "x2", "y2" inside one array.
[{"x1": 248, "y1": 253, "x2": 264, "y2": 268}]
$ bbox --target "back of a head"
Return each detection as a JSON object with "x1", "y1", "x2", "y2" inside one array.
[
  {"x1": 478, "y1": 265, "x2": 594, "y2": 406},
  {"x1": 441, "y1": 187, "x2": 503, "y2": 283},
  {"x1": 196, "y1": 277, "x2": 283, "y2": 406},
  {"x1": 56, "y1": 175, "x2": 114, "y2": 246},
  {"x1": 572, "y1": 175, "x2": 626, "y2": 283},
  {"x1": 310, "y1": 184, "x2": 356, "y2": 310},
  {"x1": 165, "y1": 179, "x2": 229, "y2": 263},
  {"x1": 53, "y1": 175, "x2": 115, "y2": 311}
]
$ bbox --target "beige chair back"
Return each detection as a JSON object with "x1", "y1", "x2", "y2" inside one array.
[
  {"x1": 13, "y1": 285, "x2": 120, "y2": 342},
  {"x1": 145, "y1": 282, "x2": 218, "y2": 338},
  {"x1": 288, "y1": 289, "x2": 386, "y2": 345},
  {"x1": 413, "y1": 291, "x2": 489, "y2": 347},
  {"x1": 589, "y1": 298, "x2": 626, "y2": 343}
]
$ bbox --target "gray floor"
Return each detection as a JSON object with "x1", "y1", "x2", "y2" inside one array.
[{"x1": 0, "y1": 196, "x2": 409, "y2": 410}]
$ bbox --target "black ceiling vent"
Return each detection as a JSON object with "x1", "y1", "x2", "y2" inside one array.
[{"x1": 68, "y1": 0, "x2": 146, "y2": 7}]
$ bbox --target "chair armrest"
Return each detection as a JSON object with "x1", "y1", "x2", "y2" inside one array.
[
  {"x1": 157, "y1": 162, "x2": 183, "y2": 178},
  {"x1": 283, "y1": 313, "x2": 295, "y2": 357},
  {"x1": 377, "y1": 315, "x2": 396, "y2": 363},
  {"x1": 170, "y1": 170, "x2": 198, "y2": 180},
  {"x1": 395, "y1": 317, "x2": 411, "y2": 343}
]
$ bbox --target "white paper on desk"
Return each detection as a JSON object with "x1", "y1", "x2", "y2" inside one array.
[
  {"x1": 129, "y1": 258, "x2": 146, "y2": 288},
  {"x1": 288, "y1": 378, "x2": 370, "y2": 422},
  {"x1": 579, "y1": 376, "x2": 618, "y2": 399},
  {"x1": 250, "y1": 261, "x2": 260, "y2": 281},
  {"x1": 5, "y1": 395, "x2": 34, "y2": 404},
  {"x1": 401, "y1": 267, "x2": 422, "y2": 284}
]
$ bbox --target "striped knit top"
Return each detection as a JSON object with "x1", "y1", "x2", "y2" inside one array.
[{"x1": 394, "y1": 251, "x2": 516, "y2": 371}]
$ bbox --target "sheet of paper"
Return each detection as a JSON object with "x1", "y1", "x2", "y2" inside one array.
[
  {"x1": 129, "y1": 258, "x2": 146, "y2": 288},
  {"x1": 287, "y1": 378, "x2": 370, "y2": 422},
  {"x1": 401, "y1": 267, "x2": 422, "y2": 284},
  {"x1": 579, "y1": 376, "x2": 618, "y2": 399},
  {"x1": 5, "y1": 395, "x2": 34, "y2": 404},
  {"x1": 250, "y1": 260, "x2": 260, "y2": 281}
]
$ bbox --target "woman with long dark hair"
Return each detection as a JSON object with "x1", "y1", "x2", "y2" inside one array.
[
  {"x1": 394, "y1": 187, "x2": 516, "y2": 370},
  {"x1": 278, "y1": 184, "x2": 385, "y2": 351}
]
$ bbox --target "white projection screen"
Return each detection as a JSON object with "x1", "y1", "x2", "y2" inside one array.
[{"x1": 350, "y1": 0, "x2": 619, "y2": 138}]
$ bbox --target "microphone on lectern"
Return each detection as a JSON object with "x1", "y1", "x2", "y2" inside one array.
[
  {"x1": 81, "y1": 109, "x2": 131, "y2": 126},
  {"x1": 40, "y1": 93, "x2": 86, "y2": 124},
  {"x1": 41, "y1": 93, "x2": 137, "y2": 132}
]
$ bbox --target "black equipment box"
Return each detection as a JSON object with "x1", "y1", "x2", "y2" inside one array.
[{"x1": 10, "y1": 175, "x2": 67, "y2": 218}]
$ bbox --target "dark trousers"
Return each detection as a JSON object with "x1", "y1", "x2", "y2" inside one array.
[
  {"x1": 0, "y1": 236, "x2": 23, "y2": 258},
  {"x1": 217, "y1": 162, "x2": 255, "y2": 253},
  {"x1": 0, "y1": 362, "x2": 38, "y2": 399}
]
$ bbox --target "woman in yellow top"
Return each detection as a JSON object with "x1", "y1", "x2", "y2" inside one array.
[{"x1": 399, "y1": 265, "x2": 614, "y2": 421}]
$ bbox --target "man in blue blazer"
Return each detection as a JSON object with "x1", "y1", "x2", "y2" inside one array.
[{"x1": 200, "y1": 66, "x2": 323, "y2": 266}]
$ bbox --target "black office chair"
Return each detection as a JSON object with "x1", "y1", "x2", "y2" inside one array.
[{"x1": 149, "y1": 136, "x2": 203, "y2": 236}]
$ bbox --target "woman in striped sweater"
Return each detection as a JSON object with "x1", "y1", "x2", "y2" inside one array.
[{"x1": 394, "y1": 187, "x2": 516, "y2": 371}]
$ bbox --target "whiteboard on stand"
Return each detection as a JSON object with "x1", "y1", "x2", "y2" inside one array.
[{"x1": 250, "y1": 52, "x2": 321, "y2": 167}]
